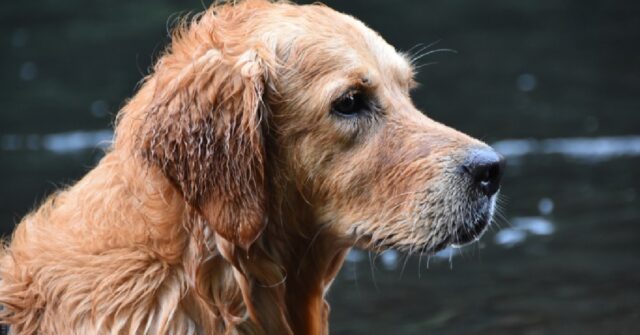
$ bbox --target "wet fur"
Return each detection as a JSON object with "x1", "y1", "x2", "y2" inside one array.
[{"x1": 0, "y1": 1, "x2": 492, "y2": 334}]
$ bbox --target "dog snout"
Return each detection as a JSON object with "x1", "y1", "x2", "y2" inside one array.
[{"x1": 461, "y1": 148, "x2": 505, "y2": 197}]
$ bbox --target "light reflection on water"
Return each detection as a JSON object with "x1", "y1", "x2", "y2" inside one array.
[
  {"x1": 493, "y1": 136, "x2": 640, "y2": 161},
  {"x1": 4, "y1": 130, "x2": 640, "y2": 161},
  {"x1": 494, "y1": 217, "x2": 554, "y2": 248},
  {"x1": 1, "y1": 130, "x2": 112, "y2": 153}
]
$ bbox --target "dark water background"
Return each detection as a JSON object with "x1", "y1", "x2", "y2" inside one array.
[{"x1": 1, "y1": 1, "x2": 639, "y2": 334}]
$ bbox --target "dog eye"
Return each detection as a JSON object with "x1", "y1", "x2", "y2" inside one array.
[{"x1": 332, "y1": 91, "x2": 368, "y2": 117}]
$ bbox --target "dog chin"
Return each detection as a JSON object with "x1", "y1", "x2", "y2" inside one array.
[{"x1": 450, "y1": 196, "x2": 497, "y2": 247}]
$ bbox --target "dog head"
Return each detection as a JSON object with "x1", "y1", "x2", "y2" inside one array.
[{"x1": 135, "y1": 0, "x2": 504, "y2": 254}]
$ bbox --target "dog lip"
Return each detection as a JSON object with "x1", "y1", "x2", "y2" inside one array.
[
  {"x1": 451, "y1": 213, "x2": 491, "y2": 246},
  {"x1": 427, "y1": 239, "x2": 451, "y2": 254}
]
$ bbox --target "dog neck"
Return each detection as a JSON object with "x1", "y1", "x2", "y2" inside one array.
[
  {"x1": 267, "y1": 208, "x2": 349, "y2": 335},
  {"x1": 178, "y1": 193, "x2": 348, "y2": 335},
  {"x1": 261, "y1": 172, "x2": 351, "y2": 334}
]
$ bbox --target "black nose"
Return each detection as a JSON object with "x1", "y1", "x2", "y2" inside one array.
[{"x1": 462, "y1": 148, "x2": 505, "y2": 197}]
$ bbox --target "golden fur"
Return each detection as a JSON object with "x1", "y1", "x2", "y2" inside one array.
[{"x1": 0, "y1": 1, "x2": 495, "y2": 334}]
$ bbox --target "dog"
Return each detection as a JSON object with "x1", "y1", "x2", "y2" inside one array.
[{"x1": 0, "y1": 1, "x2": 504, "y2": 334}]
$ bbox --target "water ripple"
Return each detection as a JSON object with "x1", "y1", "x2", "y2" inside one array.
[
  {"x1": 492, "y1": 136, "x2": 640, "y2": 160},
  {"x1": 1, "y1": 130, "x2": 113, "y2": 153}
]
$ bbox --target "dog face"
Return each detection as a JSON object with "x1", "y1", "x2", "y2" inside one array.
[
  {"x1": 138, "y1": 1, "x2": 503, "y2": 254},
  {"x1": 263, "y1": 5, "x2": 505, "y2": 253}
]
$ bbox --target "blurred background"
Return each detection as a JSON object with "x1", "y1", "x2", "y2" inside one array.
[{"x1": 1, "y1": 0, "x2": 638, "y2": 334}]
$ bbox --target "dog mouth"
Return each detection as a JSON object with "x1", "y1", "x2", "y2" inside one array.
[
  {"x1": 349, "y1": 193, "x2": 498, "y2": 254},
  {"x1": 450, "y1": 212, "x2": 490, "y2": 247},
  {"x1": 359, "y1": 211, "x2": 494, "y2": 254},
  {"x1": 450, "y1": 197, "x2": 496, "y2": 247}
]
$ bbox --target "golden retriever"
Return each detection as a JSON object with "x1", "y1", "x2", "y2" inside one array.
[{"x1": 0, "y1": 1, "x2": 504, "y2": 334}]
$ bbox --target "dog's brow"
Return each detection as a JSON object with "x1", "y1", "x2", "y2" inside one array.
[
  {"x1": 342, "y1": 13, "x2": 412, "y2": 88},
  {"x1": 399, "y1": 55, "x2": 418, "y2": 88},
  {"x1": 380, "y1": 55, "x2": 414, "y2": 91},
  {"x1": 360, "y1": 74, "x2": 375, "y2": 87}
]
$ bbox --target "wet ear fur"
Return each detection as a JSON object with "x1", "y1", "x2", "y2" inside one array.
[{"x1": 139, "y1": 43, "x2": 270, "y2": 250}]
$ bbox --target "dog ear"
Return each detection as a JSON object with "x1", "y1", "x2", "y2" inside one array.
[{"x1": 139, "y1": 46, "x2": 270, "y2": 250}]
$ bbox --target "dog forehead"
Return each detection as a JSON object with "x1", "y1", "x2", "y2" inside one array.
[
  {"x1": 286, "y1": 5, "x2": 412, "y2": 87},
  {"x1": 343, "y1": 14, "x2": 412, "y2": 81},
  {"x1": 254, "y1": 3, "x2": 414, "y2": 100},
  {"x1": 301, "y1": 8, "x2": 412, "y2": 88}
]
